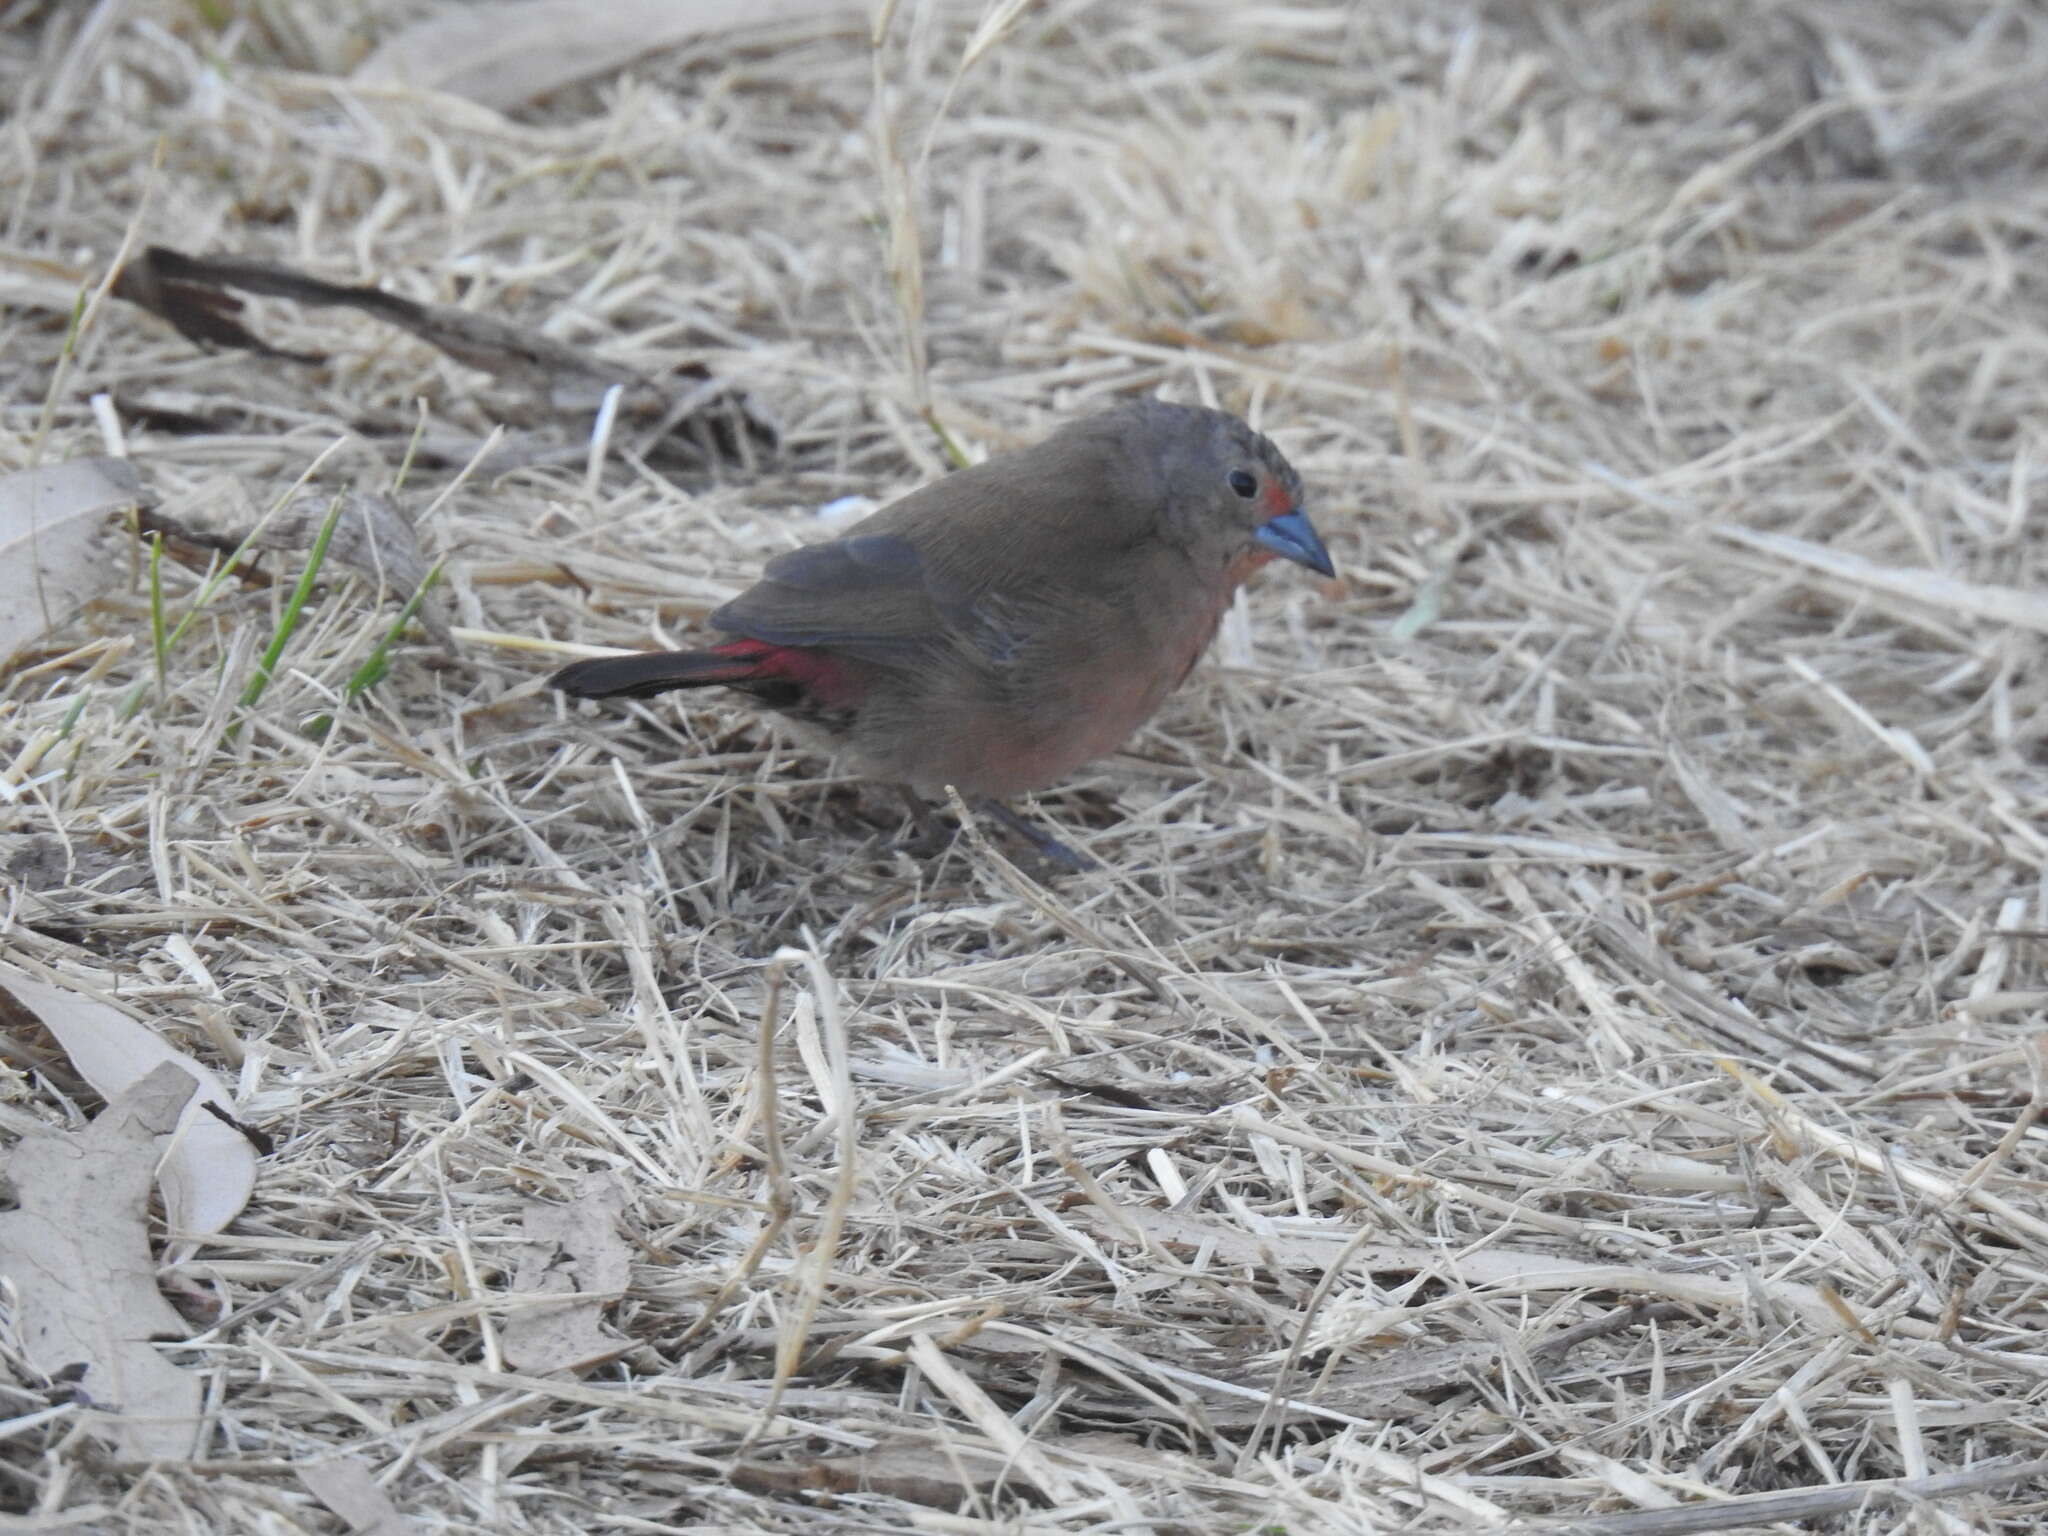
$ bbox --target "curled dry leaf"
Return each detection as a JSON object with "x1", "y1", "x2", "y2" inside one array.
[
  {"x1": 0, "y1": 964, "x2": 256, "y2": 1237},
  {"x1": 109, "y1": 245, "x2": 322, "y2": 364},
  {"x1": 0, "y1": 1062, "x2": 202, "y2": 1462},
  {"x1": 0, "y1": 457, "x2": 144, "y2": 663},
  {"x1": 353, "y1": 0, "x2": 859, "y2": 111},
  {"x1": 500, "y1": 1171, "x2": 633, "y2": 1375},
  {"x1": 113, "y1": 245, "x2": 777, "y2": 452},
  {"x1": 115, "y1": 244, "x2": 629, "y2": 404}
]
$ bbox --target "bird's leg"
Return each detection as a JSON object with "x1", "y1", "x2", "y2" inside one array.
[
  {"x1": 974, "y1": 797, "x2": 1099, "y2": 873},
  {"x1": 891, "y1": 787, "x2": 1097, "y2": 872},
  {"x1": 894, "y1": 785, "x2": 957, "y2": 858}
]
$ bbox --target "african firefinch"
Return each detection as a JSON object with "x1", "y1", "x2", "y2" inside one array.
[{"x1": 553, "y1": 399, "x2": 1333, "y2": 867}]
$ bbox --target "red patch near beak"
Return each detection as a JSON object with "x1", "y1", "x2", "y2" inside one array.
[{"x1": 1260, "y1": 481, "x2": 1294, "y2": 519}]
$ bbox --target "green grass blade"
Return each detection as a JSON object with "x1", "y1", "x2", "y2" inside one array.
[
  {"x1": 148, "y1": 530, "x2": 169, "y2": 697},
  {"x1": 240, "y1": 494, "x2": 346, "y2": 711},
  {"x1": 344, "y1": 557, "x2": 445, "y2": 702}
]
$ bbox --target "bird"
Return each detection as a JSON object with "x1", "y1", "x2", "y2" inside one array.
[{"x1": 552, "y1": 398, "x2": 1333, "y2": 868}]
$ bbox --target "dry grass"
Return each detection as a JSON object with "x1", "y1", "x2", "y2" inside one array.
[{"x1": 6, "y1": 0, "x2": 2048, "y2": 1530}]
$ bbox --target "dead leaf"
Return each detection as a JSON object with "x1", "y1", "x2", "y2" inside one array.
[
  {"x1": 0, "y1": 458, "x2": 144, "y2": 663},
  {"x1": 730, "y1": 1436, "x2": 1039, "y2": 1511},
  {"x1": 113, "y1": 246, "x2": 776, "y2": 451},
  {"x1": 115, "y1": 245, "x2": 629, "y2": 404},
  {"x1": 108, "y1": 246, "x2": 321, "y2": 364},
  {"x1": 298, "y1": 1456, "x2": 421, "y2": 1536},
  {"x1": 258, "y1": 491, "x2": 428, "y2": 592},
  {"x1": 0, "y1": 964, "x2": 256, "y2": 1237},
  {"x1": 256, "y1": 492, "x2": 451, "y2": 648},
  {"x1": 353, "y1": 0, "x2": 859, "y2": 111},
  {"x1": 499, "y1": 1171, "x2": 632, "y2": 1375},
  {"x1": 0, "y1": 1062, "x2": 202, "y2": 1462},
  {"x1": 150, "y1": 490, "x2": 444, "y2": 637}
]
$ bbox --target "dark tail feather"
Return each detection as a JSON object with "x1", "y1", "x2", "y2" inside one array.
[{"x1": 551, "y1": 648, "x2": 762, "y2": 700}]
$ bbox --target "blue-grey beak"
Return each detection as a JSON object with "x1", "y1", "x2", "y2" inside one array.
[{"x1": 1254, "y1": 509, "x2": 1335, "y2": 578}]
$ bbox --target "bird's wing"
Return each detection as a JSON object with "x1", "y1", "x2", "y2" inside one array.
[
  {"x1": 709, "y1": 532, "x2": 969, "y2": 664},
  {"x1": 711, "y1": 420, "x2": 1161, "y2": 668}
]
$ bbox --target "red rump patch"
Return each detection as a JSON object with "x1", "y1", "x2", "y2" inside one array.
[{"x1": 713, "y1": 639, "x2": 863, "y2": 707}]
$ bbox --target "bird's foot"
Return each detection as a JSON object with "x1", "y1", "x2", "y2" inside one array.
[
  {"x1": 973, "y1": 797, "x2": 1099, "y2": 873},
  {"x1": 891, "y1": 789, "x2": 1098, "y2": 873}
]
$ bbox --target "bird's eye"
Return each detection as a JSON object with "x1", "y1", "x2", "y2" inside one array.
[{"x1": 1228, "y1": 470, "x2": 1258, "y2": 499}]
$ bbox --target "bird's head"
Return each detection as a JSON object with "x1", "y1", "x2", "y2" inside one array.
[{"x1": 1140, "y1": 401, "x2": 1334, "y2": 584}]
